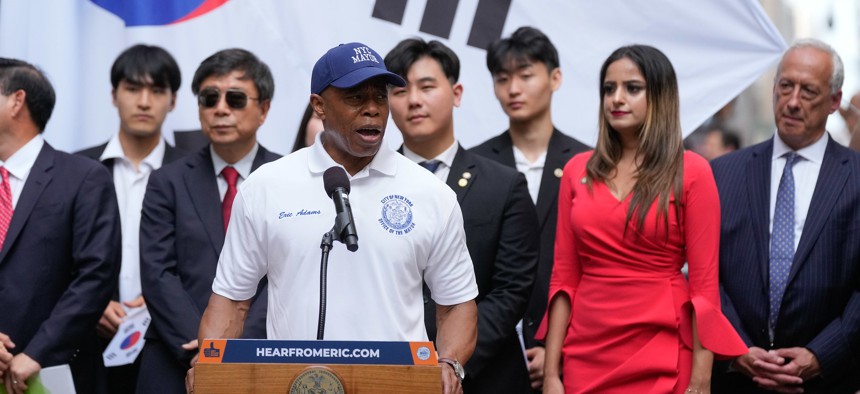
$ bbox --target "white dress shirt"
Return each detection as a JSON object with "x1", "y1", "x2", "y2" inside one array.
[
  {"x1": 401, "y1": 140, "x2": 458, "y2": 182},
  {"x1": 513, "y1": 146, "x2": 546, "y2": 205},
  {"x1": 211, "y1": 143, "x2": 259, "y2": 202},
  {"x1": 769, "y1": 132, "x2": 827, "y2": 252},
  {"x1": 100, "y1": 134, "x2": 166, "y2": 303},
  {"x1": 1, "y1": 135, "x2": 45, "y2": 209}
]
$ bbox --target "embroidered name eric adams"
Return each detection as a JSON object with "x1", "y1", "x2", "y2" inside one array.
[{"x1": 378, "y1": 194, "x2": 416, "y2": 235}]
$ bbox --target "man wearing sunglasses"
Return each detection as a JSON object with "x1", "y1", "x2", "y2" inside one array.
[
  {"x1": 192, "y1": 42, "x2": 478, "y2": 394},
  {"x1": 138, "y1": 48, "x2": 278, "y2": 394},
  {"x1": 75, "y1": 44, "x2": 185, "y2": 393}
]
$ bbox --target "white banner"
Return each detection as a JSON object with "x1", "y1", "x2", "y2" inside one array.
[{"x1": 0, "y1": 0, "x2": 786, "y2": 154}]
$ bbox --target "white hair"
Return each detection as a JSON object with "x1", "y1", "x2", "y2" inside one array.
[{"x1": 775, "y1": 38, "x2": 844, "y2": 95}]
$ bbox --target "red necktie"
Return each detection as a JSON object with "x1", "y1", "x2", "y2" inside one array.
[
  {"x1": 221, "y1": 166, "x2": 239, "y2": 231},
  {"x1": 0, "y1": 167, "x2": 13, "y2": 250}
]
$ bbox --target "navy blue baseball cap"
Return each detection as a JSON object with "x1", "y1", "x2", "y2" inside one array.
[{"x1": 311, "y1": 42, "x2": 406, "y2": 94}]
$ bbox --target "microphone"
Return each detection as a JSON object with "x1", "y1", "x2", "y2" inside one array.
[{"x1": 323, "y1": 167, "x2": 359, "y2": 252}]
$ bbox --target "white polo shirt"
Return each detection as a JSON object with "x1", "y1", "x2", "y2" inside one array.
[{"x1": 212, "y1": 137, "x2": 478, "y2": 341}]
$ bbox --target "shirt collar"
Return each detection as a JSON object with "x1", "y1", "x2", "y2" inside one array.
[
  {"x1": 308, "y1": 131, "x2": 398, "y2": 180},
  {"x1": 513, "y1": 145, "x2": 547, "y2": 168},
  {"x1": 100, "y1": 133, "x2": 166, "y2": 170},
  {"x1": 2, "y1": 134, "x2": 44, "y2": 180},
  {"x1": 401, "y1": 140, "x2": 458, "y2": 167},
  {"x1": 772, "y1": 130, "x2": 828, "y2": 165},
  {"x1": 211, "y1": 142, "x2": 259, "y2": 179}
]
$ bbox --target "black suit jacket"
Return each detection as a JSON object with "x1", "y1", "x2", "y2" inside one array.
[
  {"x1": 711, "y1": 136, "x2": 860, "y2": 393},
  {"x1": 470, "y1": 128, "x2": 588, "y2": 347},
  {"x1": 137, "y1": 145, "x2": 280, "y2": 392},
  {"x1": 76, "y1": 139, "x2": 185, "y2": 301},
  {"x1": 76, "y1": 139, "x2": 187, "y2": 393},
  {"x1": 0, "y1": 143, "x2": 121, "y2": 393},
  {"x1": 413, "y1": 145, "x2": 539, "y2": 393}
]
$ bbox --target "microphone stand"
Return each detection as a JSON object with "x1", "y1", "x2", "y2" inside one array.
[
  {"x1": 317, "y1": 230, "x2": 334, "y2": 340},
  {"x1": 317, "y1": 208, "x2": 358, "y2": 340}
]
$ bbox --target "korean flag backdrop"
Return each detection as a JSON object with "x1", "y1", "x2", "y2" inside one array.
[{"x1": 0, "y1": 0, "x2": 785, "y2": 154}]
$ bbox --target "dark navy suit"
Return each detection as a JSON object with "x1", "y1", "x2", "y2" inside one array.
[
  {"x1": 471, "y1": 128, "x2": 588, "y2": 348},
  {"x1": 0, "y1": 143, "x2": 121, "y2": 394},
  {"x1": 414, "y1": 145, "x2": 539, "y2": 393},
  {"x1": 75, "y1": 140, "x2": 185, "y2": 393},
  {"x1": 137, "y1": 145, "x2": 279, "y2": 393},
  {"x1": 711, "y1": 136, "x2": 860, "y2": 393}
]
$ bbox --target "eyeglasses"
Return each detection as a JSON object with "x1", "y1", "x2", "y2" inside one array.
[{"x1": 197, "y1": 88, "x2": 258, "y2": 109}]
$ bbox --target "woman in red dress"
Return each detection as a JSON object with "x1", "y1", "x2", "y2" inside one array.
[{"x1": 542, "y1": 45, "x2": 747, "y2": 394}]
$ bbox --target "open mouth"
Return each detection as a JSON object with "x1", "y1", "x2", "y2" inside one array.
[{"x1": 356, "y1": 127, "x2": 382, "y2": 138}]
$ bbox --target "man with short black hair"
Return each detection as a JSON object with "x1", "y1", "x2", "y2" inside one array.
[
  {"x1": 386, "y1": 37, "x2": 539, "y2": 393},
  {"x1": 0, "y1": 58, "x2": 120, "y2": 394},
  {"x1": 471, "y1": 26, "x2": 589, "y2": 390},
  {"x1": 77, "y1": 44, "x2": 185, "y2": 392},
  {"x1": 138, "y1": 48, "x2": 278, "y2": 394}
]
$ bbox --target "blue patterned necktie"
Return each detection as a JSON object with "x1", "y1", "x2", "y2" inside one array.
[
  {"x1": 419, "y1": 160, "x2": 441, "y2": 173},
  {"x1": 769, "y1": 152, "x2": 800, "y2": 342}
]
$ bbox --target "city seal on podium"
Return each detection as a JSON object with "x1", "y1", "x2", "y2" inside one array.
[{"x1": 289, "y1": 366, "x2": 345, "y2": 394}]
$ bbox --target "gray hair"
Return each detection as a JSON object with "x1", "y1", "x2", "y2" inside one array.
[{"x1": 775, "y1": 38, "x2": 844, "y2": 95}]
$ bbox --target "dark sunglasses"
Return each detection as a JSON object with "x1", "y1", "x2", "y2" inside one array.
[{"x1": 197, "y1": 88, "x2": 258, "y2": 109}]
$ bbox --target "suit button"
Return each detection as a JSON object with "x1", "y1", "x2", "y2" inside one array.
[
  {"x1": 527, "y1": 320, "x2": 534, "y2": 327},
  {"x1": 423, "y1": 296, "x2": 429, "y2": 304}
]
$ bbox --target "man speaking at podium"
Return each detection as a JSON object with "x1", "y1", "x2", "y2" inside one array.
[{"x1": 192, "y1": 42, "x2": 479, "y2": 394}]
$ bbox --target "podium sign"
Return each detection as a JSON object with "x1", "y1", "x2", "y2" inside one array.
[
  {"x1": 198, "y1": 339, "x2": 438, "y2": 365},
  {"x1": 196, "y1": 339, "x2": 443, "y2": 393}
]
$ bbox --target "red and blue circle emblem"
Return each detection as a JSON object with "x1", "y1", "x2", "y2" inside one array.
[
  {"x1": 120, "y1": 331, "x2": 142, "y2": 350},
  {"x1": 91, "y1": 0, "x2": 228, "y2": 26}
]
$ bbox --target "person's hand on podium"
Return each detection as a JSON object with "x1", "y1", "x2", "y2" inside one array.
[
  {"x1": 183, "y1": 339, "x2": 199, "y2": 393},
  {"x1": 440, "y1": 361, "x2": 463, "y2": 394},
  {"x1": 185, "y1": 352, "x2": 199, "y2": 393}
]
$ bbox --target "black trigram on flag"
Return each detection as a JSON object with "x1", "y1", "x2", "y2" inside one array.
[{"x1": 372, "y1": 0, "x2": 512, "y2": 49}]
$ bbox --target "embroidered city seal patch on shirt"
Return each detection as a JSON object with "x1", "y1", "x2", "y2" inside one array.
[{"x1": 379, "y1": 194, "x2": 416, "y2": 235}]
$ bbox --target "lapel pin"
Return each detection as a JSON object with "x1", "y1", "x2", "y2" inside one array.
[
  {"x1": 462, "y1": 171, "x2": 472, "y2": 180},
  {"x1": 580, "y1": 177, "x2": 587, "y2": 184},
  {"x1": 458, "y1": 178, "x2": 468, "y2": 187},
  {"x1": 554, "y1": 168, "x2": 564, "y2": 178}
]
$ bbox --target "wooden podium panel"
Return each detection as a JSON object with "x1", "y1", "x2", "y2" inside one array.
[{"x1": 196, "y1": 363, "x2": 442, "y2": 393}]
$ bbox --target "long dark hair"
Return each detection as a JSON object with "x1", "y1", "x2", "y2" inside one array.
[
  {"x1": 292, "y1": 103, "x2": 315, "y2": 152},
  {"x1": 586, "y1": 45, "x2": 684, "y2": 231}
]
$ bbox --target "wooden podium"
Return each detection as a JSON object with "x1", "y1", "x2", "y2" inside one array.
[{"x1": 195, "y1": 339, "x2": 442, "y2": 393}]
